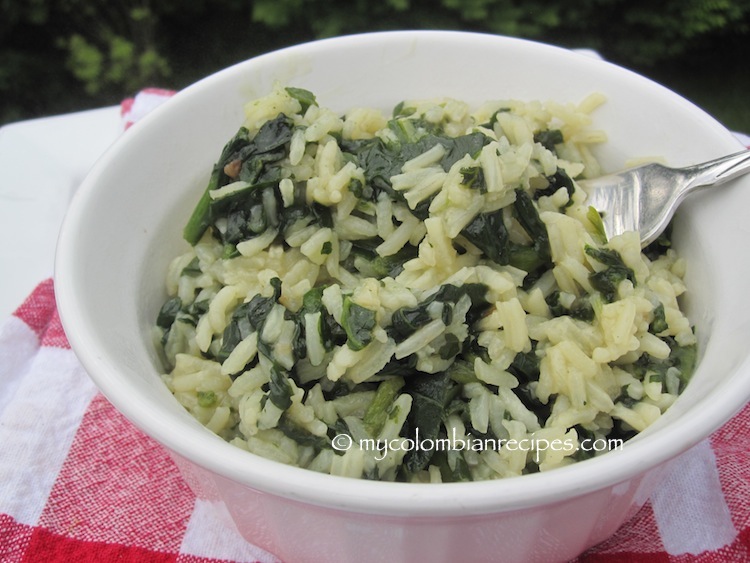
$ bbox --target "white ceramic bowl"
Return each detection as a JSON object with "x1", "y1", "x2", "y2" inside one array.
[{"x1": 56, "y1": 31, "x2": 750, "y2": 562}]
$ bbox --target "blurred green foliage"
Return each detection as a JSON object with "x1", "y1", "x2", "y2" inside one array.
[{"x1": 2, "y1": 0, "x2": 749, "y2": 127}]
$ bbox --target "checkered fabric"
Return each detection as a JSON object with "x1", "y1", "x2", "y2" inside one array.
[{"x1": 2, "y1": 88, "x2": 748, "y2": 562}]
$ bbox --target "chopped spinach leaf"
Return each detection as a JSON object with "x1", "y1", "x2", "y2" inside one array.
[
  {"x1": 389, "y1": 118, "x2": 423, "y2": 144},
  {"x1": 156, "y1": 297, "x2": 182, "y2": 329},
  {"x1": 515, "y1": 384, "x2": 552, "y2": 425},
  {"x1": 585, "y1": 245, "x2": 635, "y2": 302},
  {"x1": 375, "y1": 354, "x2": 419, "y2": 379},
  {"x1": 298, "y1": 285, "x2": 342, "y2": 352},
  {"x1": 277, "y1": 415, "x2": 330, "y2": 450},
  {"x1": 341, "y1": 297, "x2": 377, "y2": 351},
  {"x1": 650, "y1": 303, "x2": 669, "y2": 333},
  {"x1": 533, "y1": 129, "x2": 564, "y2": 152},
  {"x1": 513, "y1": 189, "x2": 551, "y2": 266},
  {"x1": 402, "y1": 371, "x2": 458, "y2": 474},
  {"x1": 631, "y1": 337, "x2": 697, "y2": 392},
  {"x1": 508, "y1": 346, "x2": 540, "y2": 383},
  {"x1": 390, "y1": 305, "x2": 433, "y2": 339},
  {"x1": 462, "y1": 190, "x2": 551, "y2": 274},
  {"x1": 348, "y1": 131, "x2": 489, "y2": 205},
  {"x1": 587, "y1": 206, "x2": 608, "y2": 243},
  {"x1": 180, "y1": 257, "x2": 202, "y2": 277},
  {"x1": 183, "y1": 115, "x2": 293, "y2": 245},
  {"x1": 348, "y1": 240, "x2": 418, "y2": 278},
  {"x1": 268, "y1": 364, "x2": 293, "y2": 410},
  {"x1": 301, "y1": 285, "x2": 326, "y2": 314},
  {"x1": 285, "y1": 86, "x2": 317, "y2": 113},
  {"x1": 460, "y1": 166, "x2": 487, "y2": 192},
  {"x1": 461, "y1": 208, "x2": 509, "y2": 265},
  {"x1": 643, "y1": 222, "x2": 673, "y2": 261},
  {"x1": 533, "y1": 168, "x2": 576, "y2": 207},
  {"x1": 183, "y1": 127, "x2": 252, "y2": 244},
  {"x1": 438, "y1": 333, "x2": 462, "y2": 360},
  {"x1": 217, "y1": 278, "x2": 281, "y2": 361},
  {"x1": 545, "y1": 291, "x2": 595, "y2": 322},
  {"x1": 480, "y1": 108, "x2": 510, "y2": 129},
  {"x1": 435, "y1": 449, "x2": 474, "y2": 482},
  {"x1": 363, "y1": 377, "x2": 405, "y2": 437},
  {"x1": 508, "y1": 244, "x2": 547, "y2": 273},
  {"x1": 446, "y1": 359, "x2": 479, "y2": 384},
  {"x1": 392, "y1": 101, "x2": 416, "y2": 118}
]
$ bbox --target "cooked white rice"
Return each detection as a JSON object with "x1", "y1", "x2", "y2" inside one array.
[{"x1": 154, "y1": 84, "x2": 697, "y2": 482}]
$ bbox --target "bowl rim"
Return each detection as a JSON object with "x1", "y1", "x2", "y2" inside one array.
[{"x1": 56, "y1": 29, "x2": 750, "y2": 518}]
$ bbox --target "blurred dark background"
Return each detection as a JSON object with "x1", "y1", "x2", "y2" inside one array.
[{"x1": 2, "y1": 0, "x2": 749, "y2": 131}]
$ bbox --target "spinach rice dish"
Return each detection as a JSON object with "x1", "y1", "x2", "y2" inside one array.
[{"x1": 155, "y1": 85, "x2": 697, "y2": 482}]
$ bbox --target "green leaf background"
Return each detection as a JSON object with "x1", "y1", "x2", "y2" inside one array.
[{"x1": 2, "y1": 0, "x2": 749, "y2": 129}]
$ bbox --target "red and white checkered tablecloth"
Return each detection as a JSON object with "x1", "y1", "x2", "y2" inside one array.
[{"x1": 1, "y1": 89, "x2": 749, "y2": 562}]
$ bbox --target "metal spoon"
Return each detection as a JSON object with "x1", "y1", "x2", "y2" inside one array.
[{"x1": 578, "y1": 150, "x2": 750, "y2": 246}]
